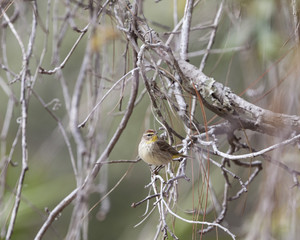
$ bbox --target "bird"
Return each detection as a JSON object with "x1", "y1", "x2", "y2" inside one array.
[{"x1": 138, "y1": 129, "x2": 186, "y2": 166}]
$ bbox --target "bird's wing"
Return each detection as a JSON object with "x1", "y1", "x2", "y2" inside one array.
[{"x1": 156, "y1": 140, "x2": 180, "y2": 155}]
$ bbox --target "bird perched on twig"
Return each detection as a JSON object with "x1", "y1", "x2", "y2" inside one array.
[{"x1": 138, "y1": 129, "x2": 187, "y2": 166}]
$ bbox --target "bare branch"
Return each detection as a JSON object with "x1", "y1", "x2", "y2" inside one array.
[
  {"x1": 199, "y1": 0, "x2": 224, "y2": 71},
  {"x1": 78, "y1": 67, "x2": 139, "y2": 128},
  {"x1": 4, "y1": 1, "x2": 38, "y2": 238},
  {"x1": 180, "y1": 0, "x2": 194, "y2": 60},
  {"x1": 162, "y1": 197, "x2": 236, "y2": 239}
]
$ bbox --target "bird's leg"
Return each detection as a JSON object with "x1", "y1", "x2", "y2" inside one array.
[{"x1": 152, "y1": 165, "x2": 164, "y2": 175}]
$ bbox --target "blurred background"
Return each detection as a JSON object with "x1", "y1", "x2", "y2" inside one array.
[{"x1": 1, "y1": 0, "x2": 300, "y2": 239}]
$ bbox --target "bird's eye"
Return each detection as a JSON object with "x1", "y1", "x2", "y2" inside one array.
[{"x1": 147, "y1": 133, "x2": 152, "y2": 137}]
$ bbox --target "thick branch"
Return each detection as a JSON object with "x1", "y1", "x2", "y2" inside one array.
[
  {"x1": 178, "y1": 59, "x2": 300, "y2": 136},
  {"x1": 134, "y1": 17, "x2": 300, "y2": 136}
]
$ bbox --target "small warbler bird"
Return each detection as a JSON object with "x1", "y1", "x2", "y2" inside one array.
[{"x1": 138, "y1": 129, "x2": 186, "y2": 166}]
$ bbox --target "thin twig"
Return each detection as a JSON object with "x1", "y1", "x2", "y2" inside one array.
[
  {"x1": 199, "y1": 0, "x2": 224, "y2": 71},
  {"x1": 188, "y1": 45, "x2": 249, "y2": 58},
  {"x1": 162, "y1": 198, "x2": 236, "y2": 240},
  {"x1": 210, "y1": 133, "x2": 300, "y2": 160},
  {"x1": 39, "y1": 26, "x2": 88, "y2": 74},
  {"x1": 78, "y1": 67, "x2": 139, "y2": 128},
  {"x1": 31, "y1": 90, "x2": 77, "y2": 178},
  {"x1": 101, "y1": 158, "x2": 141, "y2": 164},
  {"x1": 39, "y1": 0, "x2": 111, "y2": 75},
  {"x1": 131, "y1": 193, "x2": 160, "y2": 208},
  {"x1": 199, "y1": 183, "x2": 229, "y2": 234},
  {"x1": 4, "y1": 2, "x2": 37, "y2": 238},
  {"x1": 83, "y1": 165, "x2": 133, "y2": 219}
]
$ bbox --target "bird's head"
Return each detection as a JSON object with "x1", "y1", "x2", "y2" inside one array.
[{"x1": 142, "y1": 129, "x2": 158, "y2": 143}]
